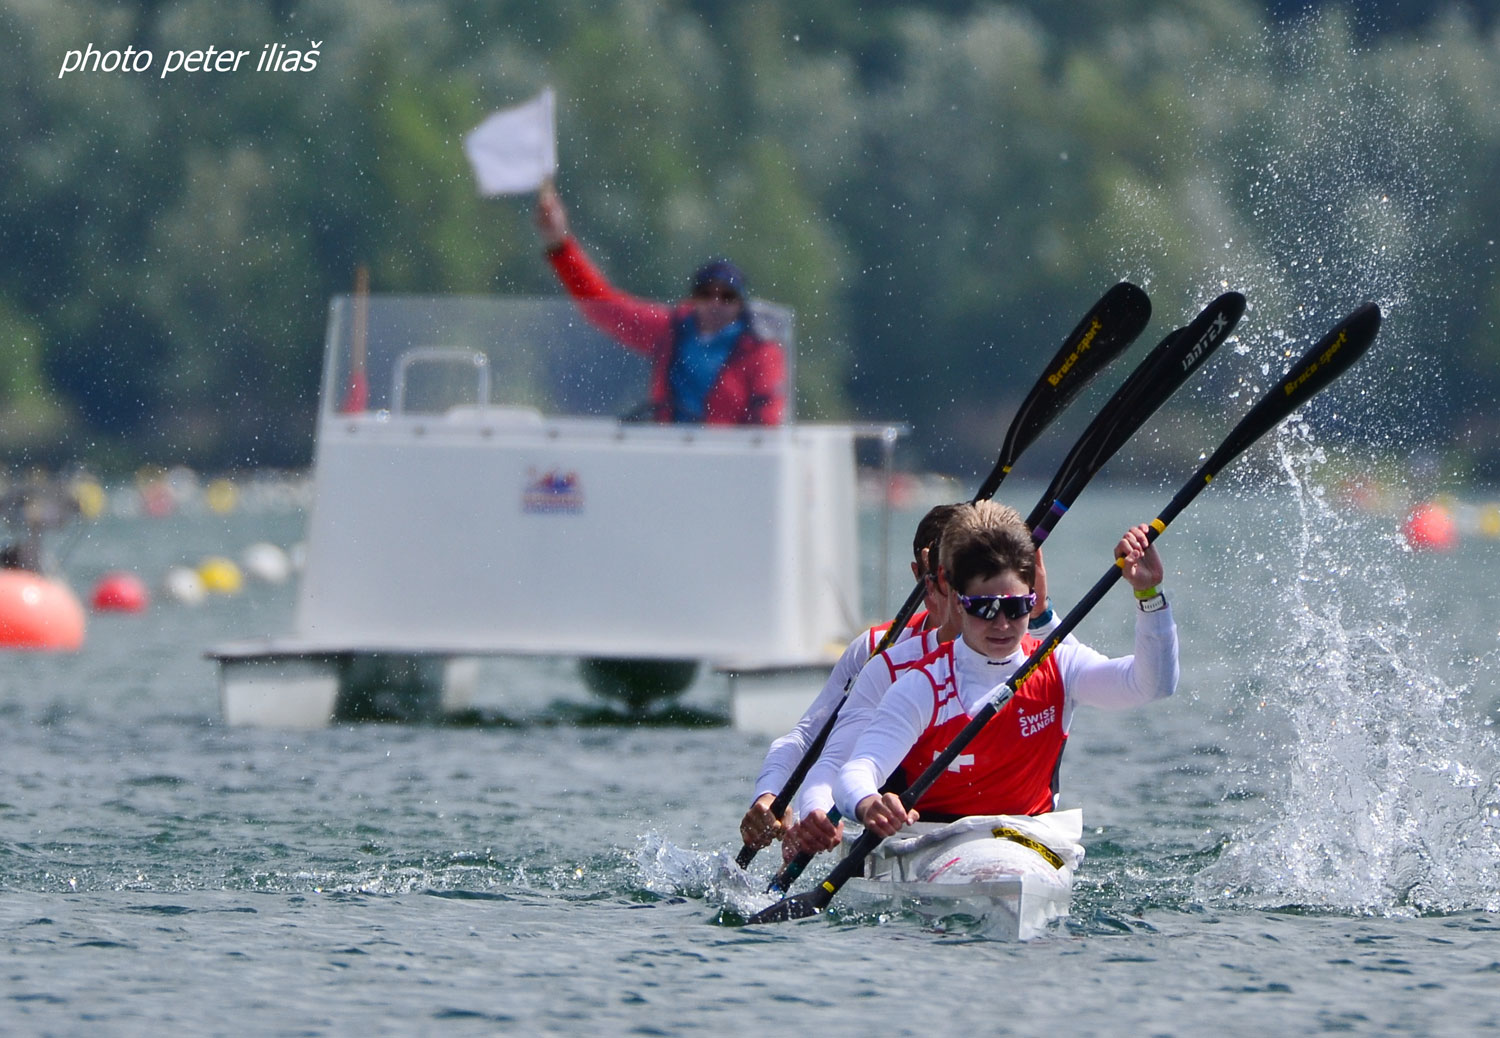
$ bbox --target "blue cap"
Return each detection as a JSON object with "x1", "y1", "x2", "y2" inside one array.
[{"x1": 690, "y1": 258, "x2": 747, "y2": 298}]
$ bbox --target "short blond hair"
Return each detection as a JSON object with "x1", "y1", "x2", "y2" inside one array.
[{"x1": 938, "y1": 500, "x2": 1035, "y2": 593}]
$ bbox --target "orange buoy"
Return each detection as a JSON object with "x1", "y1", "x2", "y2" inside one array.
[
  {"x1": 0, "y1": 570, "x2": 86, "y2": 650},
  {"x1": 1403, "y1": 502, "x2": 1458, "y2": 552},
  {"x1": 90, "y1": 571, "x2": 149, "y2": 613}
]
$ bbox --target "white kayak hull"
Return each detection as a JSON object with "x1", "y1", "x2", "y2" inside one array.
[
  {"x1": 840, "y1": 871, "x2": 1071, "y2": 942},
  {"x1": 834, "y1": 810, "x2": 1081, "y2": 941}
]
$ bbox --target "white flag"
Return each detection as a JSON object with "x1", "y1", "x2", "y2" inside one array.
[{"x1": 463, "y1": 88, "x2": 557, "y2": 196}]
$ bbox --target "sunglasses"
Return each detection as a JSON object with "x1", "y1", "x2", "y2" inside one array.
[
  {"x1": 693, "y1": 285, "x2": 740, "y2": 303},
  {"x1": 955, "y1": 591, "x2": 1036, "y2": 622}
]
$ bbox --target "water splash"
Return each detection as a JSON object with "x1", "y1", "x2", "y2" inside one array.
[
  {"x1": 632, "y1": 831, "x2": 777, "y2": 920},
  {"x1": 1092, "y1": 10, "x2": 1500, "y2": 916},
  {"x1": 1199, "y1": 422, "x2": 1500, "y2": 914}
]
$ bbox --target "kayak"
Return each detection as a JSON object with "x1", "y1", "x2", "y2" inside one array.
[{"x1": 836, "y1": 809, "x2": 1082, "y2": 941}]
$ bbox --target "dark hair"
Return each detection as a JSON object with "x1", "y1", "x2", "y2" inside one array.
[
  {"x1": 912, "y1": 503, "x2": 964, "y2": 575},
  {"x1": 938, "y1": 500, "x2": 1036, "y2": 593}
]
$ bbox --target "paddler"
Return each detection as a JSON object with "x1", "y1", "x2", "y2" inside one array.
[
  {"x1": 834, "y1": 501, "x2": 1177, "y2": 865},
  {"x1": 535, "y1": 183, "x2": 786, "y2": 425},
  {"x1": 781, "y1": 503, "x2": 1058, "y2": 858},
  {"x1": 738, "y1": 503, "x2": 959, "y2": 851},
  {"x1": 739, "y1": 503, "x2": 1054, "y2": 853}
]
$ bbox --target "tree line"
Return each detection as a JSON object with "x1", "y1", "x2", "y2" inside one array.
[{"x1": 3, "y1": 0, "x2": 1497, "y2": 480}]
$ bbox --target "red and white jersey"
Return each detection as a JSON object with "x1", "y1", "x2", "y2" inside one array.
[
  {"x1": 751, "y1": 611, "x2": 929, "y2": 802},
  {"x1": 794, "y1": 611, "x2": 1063, "y2": 818},
  {"x1": 836, "y1": 605, "x2": 1178, "y2": 820},
  {"x1": 894, "y1": 638, "x2": 1066, "y2": 818}
]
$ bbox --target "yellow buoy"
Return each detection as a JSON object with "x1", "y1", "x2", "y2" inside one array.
[
  {"x1": 197, "y1": 556, "x2": 243, "y2": 594},
  {"x1": 71, "y1": 479, "x2": 107, "y2": 520},
  {"x1": 205, "y1": 479, "x2": 238, "y2": 515},
  {"x1": 1479, "y1": 504, "x2": 1500, "y2": 539}
]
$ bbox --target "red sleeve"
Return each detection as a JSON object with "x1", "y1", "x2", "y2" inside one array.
[{"x1": 546, "y1": 238, "x2": 674, "y2": 357}]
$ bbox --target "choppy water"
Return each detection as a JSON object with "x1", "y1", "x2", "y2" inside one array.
[{"x1": 2, "y1": 453, "x2": 1499, "y2": 1035}]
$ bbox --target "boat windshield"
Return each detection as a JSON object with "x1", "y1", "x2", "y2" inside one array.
[{"x1": 320, "y1": 294, "x2": 796, "y2": 423}]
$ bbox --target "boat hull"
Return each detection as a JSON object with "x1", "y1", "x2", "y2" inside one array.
[{"x1": 835, "y1": 810, "x2": 1082, "y2": 941}]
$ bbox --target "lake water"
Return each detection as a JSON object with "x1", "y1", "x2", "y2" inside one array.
[{"x1": 3, "y1": 435, "x2": 1499, "y2": 1035}]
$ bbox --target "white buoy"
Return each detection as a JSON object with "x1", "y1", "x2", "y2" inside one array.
[
  {"x1": 241, "y1": 542, "x2": 292, "y2": 584},
  {"x1": 163, "y1": 566, "x2": 206, "y2": 606}
]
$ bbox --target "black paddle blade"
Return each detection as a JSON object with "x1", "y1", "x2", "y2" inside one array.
[
  {"x1": 748, "y1": 890, "x2": 827, "y2": 924},
  {"x1": 1202, "y1": 301, "x2": 1381, "y2": 479},
  {"x1": 1072, "y1": 291, "x2": 1246, "y2": 489},
  {"x1": 974, "y1": 281, "x2": 1151, "y2": 502},
  {"x1": 1025, "y1": 290, "x2": 1244, "y2": 536},
  {"x1": 1025, "y1": 326, "x2": 1184, "y2": 531}
]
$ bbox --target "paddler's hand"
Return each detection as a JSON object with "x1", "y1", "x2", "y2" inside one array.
[
  {"x1": 783, "y1": 809, "x2": 843, "y2": 857},
  {"x1": 855, "y1": 793, "x2": 919, "y2": 838},
  {"x1": 1115, "y1": 522, "x2": 1164, "y2": 591},
  {"x1": 739, "y1": 793, "x2": 783, "y2": 849}
]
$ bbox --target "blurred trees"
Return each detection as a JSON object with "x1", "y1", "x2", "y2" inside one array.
[{"x1": 2, "y1": 0, "x2": 1498, "y2": 477}]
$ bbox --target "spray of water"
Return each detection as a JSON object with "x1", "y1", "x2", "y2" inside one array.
[
  {"x1": 1100, "y1": 13, "x2": 1500, "y2": 913},
  {"x1": 1199, "y1": 422, "x2": 1500, "y2": 913},
  {"x1": 632, "y1": 832, "x2": 777, "y2": 920}
]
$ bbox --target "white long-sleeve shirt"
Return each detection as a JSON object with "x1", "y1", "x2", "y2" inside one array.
[
  {"x1": 835, "y1": 604, "x2": 1178, "y2": 820},
  {"x1": 750, "y1": 617, "x2": 926, "y2": 802}
]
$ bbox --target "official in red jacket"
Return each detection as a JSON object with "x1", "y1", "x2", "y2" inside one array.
[{"x1": 536, "y1": 184, "x2": 786, "y2": 425}]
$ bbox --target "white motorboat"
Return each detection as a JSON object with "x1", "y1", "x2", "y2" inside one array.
[
  {"x1": 836, "y1": 810, "x2": 1081, "y2": 941},
  {"x1": 208, "y1": 293, "x2": 903, "y2": 727}
]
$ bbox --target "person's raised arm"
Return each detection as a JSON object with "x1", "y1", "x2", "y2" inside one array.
[
  {"x1": 536, "y1": 181, "x2": 570, "y2": 249},
  {"x1": 1060, "y1": 523, "x2": 1178, "y2": 709}
]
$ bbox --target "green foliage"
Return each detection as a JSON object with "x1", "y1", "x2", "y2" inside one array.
[{"x1": 1, "y1": 0, "x2": 1496, "y2": 476}]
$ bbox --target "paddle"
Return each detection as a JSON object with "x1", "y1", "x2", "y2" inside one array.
[
  {"x1": 764, "y1": 291, "x2": 1244, "y2": 895},
  {"x1": 733, "y1": 281, "x2": 1151, "y2": 870},
  {"x1": 748, "y1": 300, "x2": 1382, "y2": 924}
]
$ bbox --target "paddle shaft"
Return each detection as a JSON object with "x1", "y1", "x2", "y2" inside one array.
[{"x1": 747, "y1": 301, "x2": 1382, "y2": 923}]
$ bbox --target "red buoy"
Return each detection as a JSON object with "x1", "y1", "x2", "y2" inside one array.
[
  {"x1": 1403, "y1": 502, "x2": 1457, "y2": 552},
  {"x1": 91, "y1": 571, "x2": 150, "y2": 613},
  {"x1": 0, "y1": 570, "x2": 86, "y2": 650}
]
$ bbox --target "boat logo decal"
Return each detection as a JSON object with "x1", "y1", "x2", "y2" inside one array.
[{"x1": 523, "y1": 468, "x2": 584, "y2": 514}]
